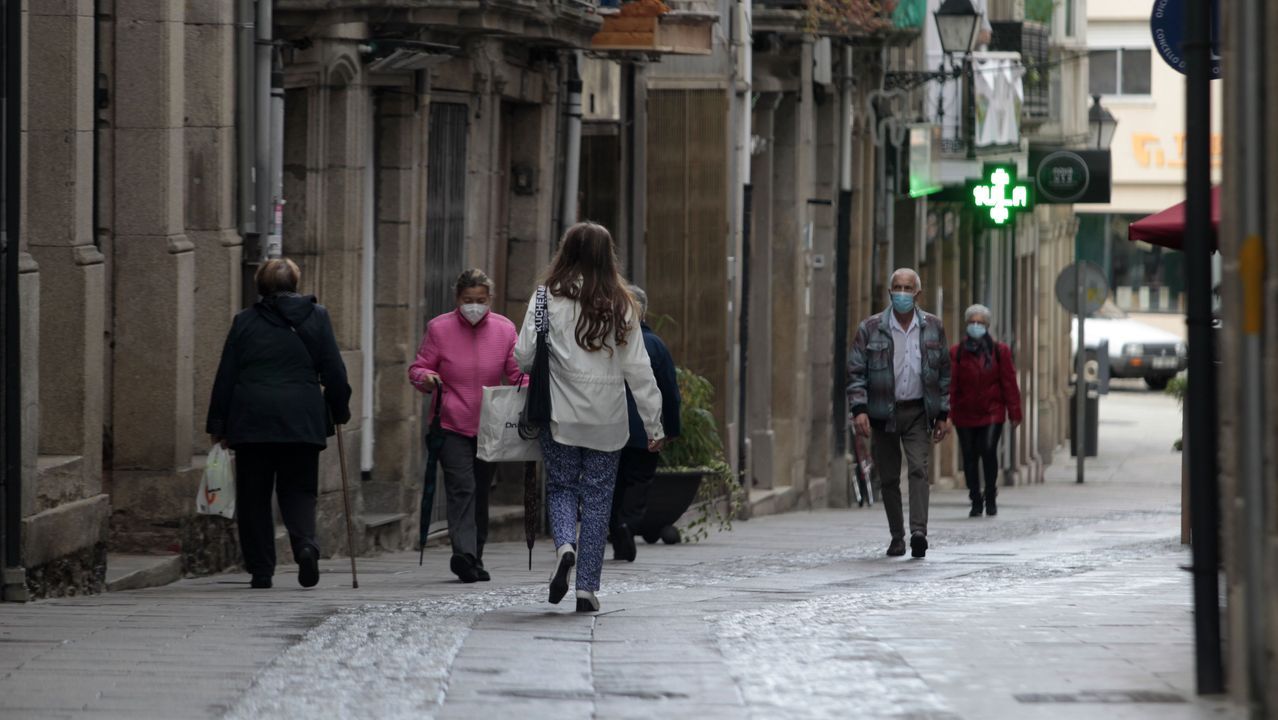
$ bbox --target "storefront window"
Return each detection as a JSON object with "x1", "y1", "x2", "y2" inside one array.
[{"x1": 1077, "y1": 213, "x2": 1187, "y2": 313}]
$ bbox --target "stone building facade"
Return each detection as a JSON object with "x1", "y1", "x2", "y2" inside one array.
[
  {"x1": 0, "y1": 0, "x2": 1084, "y2": 602},
  {"x1": 2, "y1": 0, "x2": 602, "y2": 601}
]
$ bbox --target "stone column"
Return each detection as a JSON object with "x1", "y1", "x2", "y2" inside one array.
[
  {"x1": 746, "y1": 96, "x2": 775, "y2": 491},
  {"x1": 19, "y1": 0, "x2": 111, "y2": 597},
  {"x1": 109, "y1": 2, "x2": 196, "y2": 517},
  {"x1": 185, "y1": 1, "x2": 241, "y2": 452},
  {"x1": 369, "y1": 89, "x2": 425, "y2": 515}
]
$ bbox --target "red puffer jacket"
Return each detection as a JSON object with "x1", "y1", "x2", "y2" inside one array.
[{"x1": 948, "y1": 340, "x2": 1023, "y2": 428}]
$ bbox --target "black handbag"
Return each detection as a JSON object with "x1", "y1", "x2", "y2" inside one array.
[{"x1": 519, "y1": 285, "x2": 552, "y2": 439}]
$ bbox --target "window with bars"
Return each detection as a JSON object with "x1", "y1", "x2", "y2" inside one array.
[{"x1": 1089, "y1": 48, "x2": 1152, "y2": 96}]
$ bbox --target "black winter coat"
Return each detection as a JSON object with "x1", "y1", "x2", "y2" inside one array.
[
  {"x1": 206, "y1": 293, "x2": 352, "y2": 449},
  {"x1": 625, "y1": 324, "x2": 681, "y2": 449}
]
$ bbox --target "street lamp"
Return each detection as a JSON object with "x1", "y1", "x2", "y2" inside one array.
[
  {"x1": 1088, "y1": 93, "x2": 1118, "y2": 149},
  {"x1": 935, "y1": 0, "x2": 981, "y2": 55}
]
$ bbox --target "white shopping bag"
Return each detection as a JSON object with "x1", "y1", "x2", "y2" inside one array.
[
  {"x1": 476, "y1": 385, "x2": 542, "y2": 463},
  {"x1": 196, "y1": 444, "x2": 236, "y2": 518}
]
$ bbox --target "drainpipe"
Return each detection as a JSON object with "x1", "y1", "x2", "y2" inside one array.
[
  {"x1": 360, "y1": 97, "x2": 375, "y2": 474},
  {"x1": 268, "y1": 50, "x2": 284, "y2": 259},
  {"x1": 832, "y1": 45, "x2": 853, "y2": 457},
  {"x1": 254, "y1": 0, "x2": 274, "y2": 263},
  {"x1": 559, "y1": 52, "x2": 583, "y2": 239},
  {"x1": 1236, "y1": 0, "x2": 1267, "y2": 710},
  {"x1": 235, "y1": 0, "x2": 256, "y2": 305},
  {"x1": 735, "y1": 0, "x2": 752, "y2": 484},
  {"x1": 2, "y1": 0, "x2": 23, "y2": 583}
]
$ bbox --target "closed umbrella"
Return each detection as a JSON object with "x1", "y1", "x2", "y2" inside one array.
[
  {"x1": 524, "y1": 461, "x2": 539, "y2": 570},
  {"x1": 419, "y1": 385, "x2": 444, "y2": 566}
]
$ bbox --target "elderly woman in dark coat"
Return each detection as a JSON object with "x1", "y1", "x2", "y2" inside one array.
[{"x1": 206, "y1": 258, "x2": 351, "y2": 589}]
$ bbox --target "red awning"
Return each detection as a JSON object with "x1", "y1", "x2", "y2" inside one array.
[{"x1": 1126, "y1": 187, "x2": 1220, "y2": 251}]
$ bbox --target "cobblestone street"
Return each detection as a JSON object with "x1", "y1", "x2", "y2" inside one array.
[{"x1": 0, "y1": 386, "x2": 1241, "y2": 719}]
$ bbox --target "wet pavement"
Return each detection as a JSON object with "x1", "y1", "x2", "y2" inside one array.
[{"x1": 0, "y1": 385, "x2": 1244, "y2": 719}]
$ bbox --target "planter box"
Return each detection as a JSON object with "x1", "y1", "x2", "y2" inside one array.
[
  {"x1": 591, "y1": 12, "x2": 715, "y2": 55},
  {"x1": 635, "y1": 468, "x2": 705, "y2": 543}
]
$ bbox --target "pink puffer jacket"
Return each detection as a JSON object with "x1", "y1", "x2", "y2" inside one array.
[{"x1": 408, "y1": 309, "x2": 523, "y2": 437}]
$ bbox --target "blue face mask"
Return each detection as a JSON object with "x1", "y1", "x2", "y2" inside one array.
[
  {"x1": 966, "y1": 323, "x2": 988, "y2": 339},
  {"x1": 890, "y1": 292, "x2": 915, "y2": 314}
]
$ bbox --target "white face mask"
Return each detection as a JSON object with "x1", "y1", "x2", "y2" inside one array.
[{"x1": 460, "y1": 303, "x2": 489, "y2": 325}]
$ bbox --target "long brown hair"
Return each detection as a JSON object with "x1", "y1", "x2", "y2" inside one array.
[{"x1": 544, "y1": 222, "x2": 635, "y2": 353}]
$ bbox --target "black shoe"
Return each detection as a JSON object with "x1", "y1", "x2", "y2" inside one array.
[
  {"x1": 549, "y1": 547, "x2": 576, "y2": 604},
  {"x1": 250, "y1": 575, "x2": 272, "y2": 589},
  {"x1": 296, "y1": 546, "x2": 320, "y2": 588},
  {"x1": 969, "y1": 498, "x2": 983, "y2": 518},
  {"x1": 474, "y1": 558, "x2": 491, "y2": 582},
  {"x1": 450, "y1": 553, "x2": 481, "y2": 583},
  {"x1": 985, "y1": 496, "x2": 998, "y2": 517},
  {"x1": 613, "y1": 524, "x2": 637, "y2": 563},
  {"x1": 886, "y1": 538, "x2": 907, "y2": 556},
  {"x1": 910, "y1": 533, "x2": 928, "y2": 558}
]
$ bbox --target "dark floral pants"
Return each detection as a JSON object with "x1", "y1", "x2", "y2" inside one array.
[{"x1": 539, "y1": 434, "x2": 621, "y2": 593}]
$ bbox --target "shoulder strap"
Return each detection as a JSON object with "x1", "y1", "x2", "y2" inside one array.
[
  {"x1": 284, "y1": 315, "x2": 322, "y2": 375},
  {"x1": 534, "y1": 285, "x2": 549, "y2": 334}
]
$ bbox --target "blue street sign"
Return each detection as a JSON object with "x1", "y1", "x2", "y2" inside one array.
[{"x1": 1150, "y1": 0, "x2": 1221, "y2": 78}]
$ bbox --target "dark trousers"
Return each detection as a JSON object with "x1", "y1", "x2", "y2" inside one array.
[
  {"x1": 234, "y1": 443, "x2": 321, "y2": 577},
  {"x1": 438, "y1": 431, "x2": 493, "y2": 561},
  {"x1": 870, "y1": 401, "x2": 932, "y2": 539},
  {"x1": 610, "y1": 446, "x2": 660, "y2": 535},
  {"x1": 957, "y1": 423, "x2": 1004, "y2": 502}
]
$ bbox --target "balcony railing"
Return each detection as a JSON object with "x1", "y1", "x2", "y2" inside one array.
[{"x1": 990, "y1": 20, "x2": 1049, "y2": 121}]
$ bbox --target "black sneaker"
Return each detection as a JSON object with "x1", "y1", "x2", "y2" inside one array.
[
  {"x1": 910, "y1": 533, "x2": 928, "y2": 558},
  {"x1": 250, "y1": 575, "x2": 272, "y2": 589},
  {"x1": 450, "y1": 553, "x2": 481, "y2": 583},
  {"x1": 296, "y1": 546, "x2": 320, "y2": 588},
  {"x1": 886, "y1": 538, "x2": 907, "y2": 556},
  {"x1": 969, "y1": 499, "x2": 983, "y2": 518},
  {"x1": 549, "y1": 547, "x2": 576, "y2": 604},
  {"x1": 985, "y1": 496, "x2": 998, "y2": 517},
  {"x1": 613, "y1": 524, "x2": 637, "y2": 563},
  {"x1": 474, "y1": 558, "x2": 491, "y2": 582}
]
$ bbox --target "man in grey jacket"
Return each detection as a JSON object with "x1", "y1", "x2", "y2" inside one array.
[{"x1": 848, "y1": 268, "x2": 952, "y2": 558}]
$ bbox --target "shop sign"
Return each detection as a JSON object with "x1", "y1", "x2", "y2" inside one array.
[
  {"x1": 968, "y1": 163, "x2": 1033, "y2": 227},
  {"x1": 1150, "y1": 0, "x2": 1221, "y2": 78},
  {"x1": 1029, "y1": 148, "x2": 1112, "y2": 204}
]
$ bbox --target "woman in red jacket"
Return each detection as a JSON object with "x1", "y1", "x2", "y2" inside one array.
[{"x1": 949, "y1": 304, "x2": 1022, "y2": 518}]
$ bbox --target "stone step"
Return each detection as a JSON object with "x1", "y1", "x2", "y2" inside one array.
[
  {"x1": 105, "y1": 554, "x2": 183, "y2": 592},
  {"x1": 747, "y1": 485, "x2": 800, "y2": 519}
]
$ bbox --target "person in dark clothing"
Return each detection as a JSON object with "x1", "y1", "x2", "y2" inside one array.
[
  {"x1": 949, "y1": 303, "x2": 1022, "y2": 518},
  {"x1": 609, "y1": 286, "x2": 681, "y2": 562},
  {"x1": 206, "y1": 258, "x2": 352, "y2": 589}
]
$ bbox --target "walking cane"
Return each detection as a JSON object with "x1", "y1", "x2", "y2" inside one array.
[{"x1": 335, "y1": 426, "x2": 360, "y2": 589}]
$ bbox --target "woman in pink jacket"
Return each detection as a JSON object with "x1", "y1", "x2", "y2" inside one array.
[{"x1": 408, "y1": 269, "x2": 522, "y2": 583}]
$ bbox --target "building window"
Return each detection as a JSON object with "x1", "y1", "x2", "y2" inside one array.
[{"x1": 1089, "y1": 48, "x2": 1152, "y2": 96}]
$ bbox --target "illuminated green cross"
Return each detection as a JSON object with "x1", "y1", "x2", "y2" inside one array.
[{"x1": 969, "y1": 164, "x2": 1033, "y2": 227}]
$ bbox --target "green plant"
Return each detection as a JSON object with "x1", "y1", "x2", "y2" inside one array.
[
  {"x1": 804, "y1": 0, "x2": 893, "y2": 35},
  {"x1": 1167, "y1": 373, "x2": 1187, "y2": 450},
  {"x1": 1165, "y1": 373, "x2": 1187, "y2": 408},
  {"x1": 1024, "y1": 0, "x2": 1057, "y2": 24},
  {"x1": 658, "y1": 367, "x2": 745, "y2": 541}
]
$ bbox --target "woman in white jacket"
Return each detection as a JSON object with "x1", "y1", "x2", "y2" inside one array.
[{"x1": 515, "y1": 222, "x2": 664, "y2": 613}]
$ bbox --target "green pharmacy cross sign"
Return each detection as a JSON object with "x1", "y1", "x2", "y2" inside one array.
[{"x1": 968, "y1": 163, "x2": 1034, "y2": 227}]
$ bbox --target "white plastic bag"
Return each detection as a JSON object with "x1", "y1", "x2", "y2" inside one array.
[
  {"x1": 197, "y1": 444, "x2": 236, "y2": 518},
  {"x1": 476, "y1": 385, "x2": 542, "y2": 463}
]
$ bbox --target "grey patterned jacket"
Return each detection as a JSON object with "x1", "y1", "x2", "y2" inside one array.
[{"x1": 847, "y1": 306, "x2": 951, "y2": 433}]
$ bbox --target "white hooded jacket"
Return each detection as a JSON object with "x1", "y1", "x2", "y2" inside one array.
[{"x1": 514, "y1": 288, "x2": 665, "y2": 452}]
